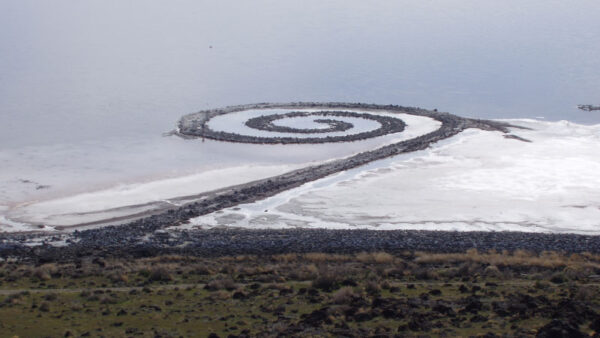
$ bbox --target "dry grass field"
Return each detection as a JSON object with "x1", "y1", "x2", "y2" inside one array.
[{"x1": 0, "y1": 250, "x2": 599, "y2": 337}]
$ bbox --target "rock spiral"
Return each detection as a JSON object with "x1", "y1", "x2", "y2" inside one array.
[{"x1": 178, "y1": 104, "x2": 410, "y2": 144}]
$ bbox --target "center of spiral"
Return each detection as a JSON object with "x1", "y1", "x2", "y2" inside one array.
[{"x1": 246, "y1": 111, "x2": 355, "y2": 134}]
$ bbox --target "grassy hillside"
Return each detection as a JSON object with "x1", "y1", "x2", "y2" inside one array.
[{"x1": 0, "y1": 249, "x2": 599, "y2": 337}]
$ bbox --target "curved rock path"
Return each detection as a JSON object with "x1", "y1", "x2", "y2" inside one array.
[{"x1": 184, "y1": 107, "x2": 407, "y2": 143}]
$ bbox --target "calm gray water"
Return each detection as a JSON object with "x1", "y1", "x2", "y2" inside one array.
[{"x1": 1, "y1": 1, "x2": 599, "y2": 149}]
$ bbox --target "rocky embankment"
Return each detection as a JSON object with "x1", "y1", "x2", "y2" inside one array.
[
  {"x1": 3, "y1": 228, "x2": 600, "y2": 264},
  {"x1": 1, "y1": 102, "x2": 572, "y2": 262}
]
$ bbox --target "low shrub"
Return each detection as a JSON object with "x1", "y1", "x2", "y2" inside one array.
[
  {"x1": 205, "y1": 278, "x2": 237, "y2": 291},
  {"x1": 332, "y1": 287, "x2": 358, "y2": 304},
  {"x1": 483, "y1": 265, "x2": 502, "y2": 278},
  {"x1": 550, "y1": 272, "x2": 568, "y2": 284},
  {"x1": 32, "y1": 264, "x2": 58, "y2": 281},
  {"x1": 365, "y1": 280, "x2": 381, "y2": 296},
  {"x1": 148, "y1": 267, "x2": 173, "y2": 282},
  {"x1": 312, "y1": 273, "x2": 339, "y2": 291}
]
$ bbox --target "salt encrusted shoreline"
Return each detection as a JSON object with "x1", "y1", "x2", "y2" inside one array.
[{"x1": 0, "y1": 102, "x2": 561, "y2": 262}]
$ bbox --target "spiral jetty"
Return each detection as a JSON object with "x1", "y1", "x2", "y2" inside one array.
[{"x1": 4, "y1": 102, "x2": 600, "y2": 263}]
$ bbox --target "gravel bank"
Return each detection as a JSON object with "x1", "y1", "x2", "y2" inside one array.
[{"x1": 2, "y1": 228, "x2": 600, "y2": 263}]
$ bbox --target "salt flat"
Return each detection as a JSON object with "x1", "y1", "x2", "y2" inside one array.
[
  {"x1": 188, "y1": 119, "x2": 600, "y2": 235},
  {"x1": 0, "y1": 109, "x2": 440, "y2": 231},
  {"x1": 3, "y1": 109, "x2": 599, "y2": 234}
]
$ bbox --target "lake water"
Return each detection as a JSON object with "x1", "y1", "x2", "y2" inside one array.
[
  {"x1": 1, "y1": 0, "x2": 599, "y2": 148},
  {"x1": 1, "y1": 1, "x2": 600, "y2": 230}
]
